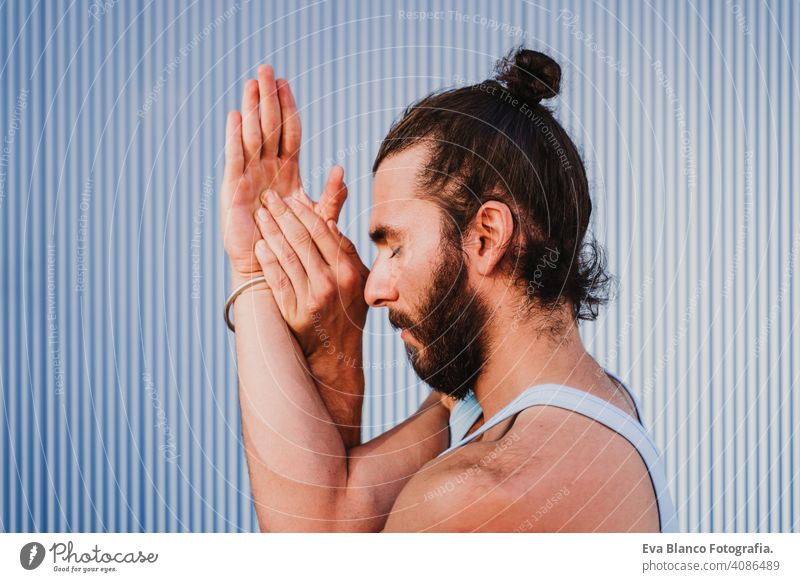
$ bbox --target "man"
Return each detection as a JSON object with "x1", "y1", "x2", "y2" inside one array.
[{"x1": 219, "y1": 49, "x2": 677, "y2": 532}]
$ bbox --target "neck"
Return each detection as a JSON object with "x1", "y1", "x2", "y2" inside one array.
[{"x1": 471, "y1": 305, "x2": 604, "y2": 421}]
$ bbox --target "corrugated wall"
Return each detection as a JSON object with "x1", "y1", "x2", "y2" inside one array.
[{"x1": 1, "y1": 0, "x2": 797, "y2": 532}]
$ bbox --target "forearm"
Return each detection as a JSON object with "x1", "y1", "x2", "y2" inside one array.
[
  {"x1": 231, "y1": 274, "x2": 451, "y2": 532},
  {"x1": 306, "y1": 341, "x2": 364, "y2": 448},
  {"x1": 219, "y1": 63, "x2": 372, "y2": 530},
  {"x1": 336, "y1": 391, "x2": 451, "y2": 531},
  {"x1": 232, "y1": 273, "x2": 348, "y2": 531}
]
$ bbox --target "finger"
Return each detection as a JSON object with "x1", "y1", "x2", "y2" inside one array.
[
  {"x1": 283, "y1": 195, "x2": 343, "y2": 266},
  {"x1": 326, "y1": 219, "x2": 370, "y2": 279},
  {"x1": 260, "y1": 185, "x2": 314, "y2": 220},
  {"x1": 315, "y1": 165, "x2": 348, "y2": 223},
  {"x1": 241, "y1": 79, "x2": 262, "y2": 165},
  {"x1": 263, "y1": 190, "x2": 331, "y2": 283},
  {"x1": 276, "y1": 79, "x2": 301, "y2": 161},
  {"x1": 222, "y1": 111, "x2": 244, "y2": 186},
  {"x1": 257, "y1": 64, "x2": 282, "y2": 157},
  {"x1": 254, "y1": 238, "x2": 296, "y2": 315},
  {"x1": 288, "y1": 184, "x2": 315, "y2": 210},
  {"x1": 288, "y1": 194, "x2": 370, "y2": 281},
  {"x1": 255, "y1": 204, "x2": 310, "y2": 306}
]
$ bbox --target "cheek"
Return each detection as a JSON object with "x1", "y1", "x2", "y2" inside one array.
[{"x1": 396, "y1": 244, "x2": 438, "y2": 302}]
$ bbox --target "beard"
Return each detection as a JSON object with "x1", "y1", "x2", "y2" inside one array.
[{"x1": 388, "y1": 237, "x2": 491, "y2": 401}]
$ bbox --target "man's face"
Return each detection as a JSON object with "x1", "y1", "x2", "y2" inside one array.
[{"x1": 366, "y1": 146, "x2": 490, "y2": 400}]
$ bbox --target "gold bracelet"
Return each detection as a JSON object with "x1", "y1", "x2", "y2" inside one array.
[{"x1": 223, "y1": 276, "x2": 268, "y2": 332}]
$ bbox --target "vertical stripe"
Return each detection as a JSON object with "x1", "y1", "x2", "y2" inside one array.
[{"x1": 0, "y1": 0, "x2": 797, "y2": 534}]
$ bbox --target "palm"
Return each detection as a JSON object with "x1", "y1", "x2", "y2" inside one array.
[
  {"x1": 221, "y1": 158, "x2": 304, "y2": 277},
  {"x1": 221, "y1": 66, "x2": 345, "y2": 277}
]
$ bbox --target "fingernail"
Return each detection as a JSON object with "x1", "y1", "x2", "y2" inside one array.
[
  {"x1": 256, "y1": 208, "x2": 268, "y2": 222},
  {"x1": 255, "y1": 239, "x2": 266, "y2": 255}
]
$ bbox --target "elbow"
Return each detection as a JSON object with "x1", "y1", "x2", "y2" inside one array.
[{"x1": 329, "y1": 487, "x2": 387, "y2": 533}]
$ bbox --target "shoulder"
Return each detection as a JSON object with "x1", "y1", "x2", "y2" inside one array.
[{"x1": 383, "y1": 404, "x2": 660, "y2": 532}]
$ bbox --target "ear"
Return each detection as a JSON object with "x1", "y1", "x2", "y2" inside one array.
[{"x1": 467, "y1": 200, "x2": 514, "y2": 276}]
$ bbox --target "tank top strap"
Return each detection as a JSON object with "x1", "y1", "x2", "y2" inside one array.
[
  {"x1": 441, "y1": 383, "x2": 678, "y2": 532},
  {"x1": 605, "y1": 368, "x2": 644, "y2": 422},
  {"x1": 448, "y1": 390, "x2": 483, "y2": 445}
]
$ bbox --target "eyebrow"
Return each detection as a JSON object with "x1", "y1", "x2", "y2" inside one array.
[{"x1": 369, "y1": 224, "x2": 404, "y2": 245}]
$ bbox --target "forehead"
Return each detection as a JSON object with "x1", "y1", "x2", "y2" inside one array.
[{"x1": 370, "y1": 145, "x2": 440, "y2": 231}]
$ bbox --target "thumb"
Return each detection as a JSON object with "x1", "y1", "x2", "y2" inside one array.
[{"x1": 317, "y1": 165, "x2": 347, "y2": 223}]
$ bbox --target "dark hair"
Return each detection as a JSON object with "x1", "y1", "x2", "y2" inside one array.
[{"x1": 372, "y1": 47, "x2": 612, "y2": 321}]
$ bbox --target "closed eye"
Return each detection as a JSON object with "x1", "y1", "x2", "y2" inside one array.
[{"x1": 389, "y1": 246, "x2": 401, "y2": 258}]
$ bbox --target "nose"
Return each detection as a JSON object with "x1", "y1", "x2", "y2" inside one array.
[{"x1": 364, "y1": 260, "x2": 399, "y2": 307}]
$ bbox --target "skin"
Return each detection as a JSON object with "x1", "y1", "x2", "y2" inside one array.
[
  {"x1": 221, "y1": 65, "x2": 661, "y2": 532},
  {"x1": 221, "y1": 66, "x2": 455, "y2": 532},
  {"x1": 366, "y1": 148, "x2": 660, "y2": 531}
]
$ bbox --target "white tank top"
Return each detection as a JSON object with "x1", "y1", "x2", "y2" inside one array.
[{"x1": 441, "y1": 372, "x2": 678, "y2": 532}]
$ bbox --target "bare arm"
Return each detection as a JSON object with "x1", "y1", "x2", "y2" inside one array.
[
  {"x1": 221, "y1": 66, "x2": 452, "y2": 531},
  {"x1": 232, "y1": 276, "x2": 450, "y2": 531},
  {"x1": 241, "y1": 192, "x2": 454, "y2": 530},
  {"x1": 382, "y1": 407, "x2": 663, "y2": 532}
]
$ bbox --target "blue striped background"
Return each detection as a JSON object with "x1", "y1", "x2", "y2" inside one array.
[{"x1": 1, "y1": 0, "x2": 797, "y2": 532}]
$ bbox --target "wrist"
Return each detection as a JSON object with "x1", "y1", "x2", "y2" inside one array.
[
  {"x1": 231, "y1": 270, "x2": 266, "y2": 290},
  {"x1": 225, "y1": 271, "x2": 272, "y2": 332}
]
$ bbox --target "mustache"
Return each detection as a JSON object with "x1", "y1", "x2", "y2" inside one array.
[{"x1": 388, "y1": 309, "x2": 416, "y2": 331}]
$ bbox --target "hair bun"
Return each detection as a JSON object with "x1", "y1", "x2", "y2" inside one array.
[{"x1": 495, "y1": 48, "x2": 561, "y2": 103}]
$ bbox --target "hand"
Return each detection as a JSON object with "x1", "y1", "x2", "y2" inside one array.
[
  {"x1": 253, "y1": 189, "x2": 369, "y2": 360},
  {"x1": 220, "y1": 65, "x2": 347, "y2": 279}
]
